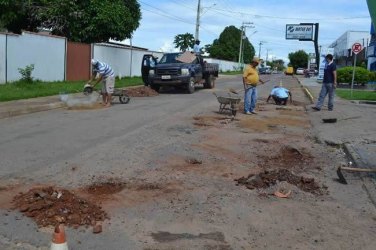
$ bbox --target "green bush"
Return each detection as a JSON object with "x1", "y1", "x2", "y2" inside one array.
[
  {"x1": 18, "y1": 64, "x2": 35, "y2": 83},
  {"x1": 337, "y1": 66, "x2": 370, "y2": 85},
  {"x1": 368, "y1": 71, "x2": 376, "y2": 82}
]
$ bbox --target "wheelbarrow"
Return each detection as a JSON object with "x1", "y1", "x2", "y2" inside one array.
[
  {"x1": 83, "y1": 84, "x2": 130, "y2": 104},
  {"x1": 213, "y1": 92, "x2": 241, "y2": 116}
]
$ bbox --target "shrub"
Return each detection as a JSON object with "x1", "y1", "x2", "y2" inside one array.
[
  {"x1": 337, "y1": 66, "x2": 370, "y2": 85},
  {"x1": 18, "y1": 64, "x2": 35, "y2": 83},
  {"x1": 368, "y1": 71, "x2": 376, "y2": 82}
]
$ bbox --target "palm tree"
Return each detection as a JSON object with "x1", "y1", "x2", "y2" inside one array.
[{"x1": 174, "y1": 33, "x2": 195, "y2": 52}]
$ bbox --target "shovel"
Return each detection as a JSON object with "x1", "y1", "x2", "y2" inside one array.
[
  {"x1": 322, "y1": 116, "x2": 361, "y2": 123},
  {"x1": 336, "y1": 166, "x2": 376, "y2": 184},
  {"x1": 229, "y1": 80, "x2": 271, "y2": 94}
]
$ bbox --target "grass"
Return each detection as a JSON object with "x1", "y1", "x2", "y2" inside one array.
[
  {"x1": 220, "y1": 71, "x2": 242, "y2": 75},
  {"x1": 0, "y1": 77, "x2": 143, "y2": 102},
  {"x1": 336, "y1": 89, "x2": 376, "y2": 101}
]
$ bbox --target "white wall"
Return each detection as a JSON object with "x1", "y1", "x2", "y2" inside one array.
[
  {"x1": 205, "y1": 58, "x2": 240, "y2": 72},
  {"x1": 0, "y1": 31, "x2": 240, "y2": 84},
  {"x1": 6, "y1": 32, "x2": 66, "y2": 82},
  {"x1": 93, "y1": 44, "x2": 163, "y2": 77},
  {"x1": 0, "y1": 34, "x2": 6, "y2": 84}
]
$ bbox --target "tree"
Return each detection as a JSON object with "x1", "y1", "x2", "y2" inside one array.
[
  {"x1": 267, "y1": 59, "x2": 285, "y2": 71},
  {"x1": 173, "y1": 33, "x2": 195, "y2": 52},
  {"x1": 288, "y1": 50, "x2": 309, "y2": 70},
  {"x1": 0, "y1": 0, "x2": 141, "y2": 43},
  {"x1": 206, "y1": 25, "x2": 255, "y2": 63},
  {"x1": 0, "y1": 0, "x2": 42, "y2": 33}
]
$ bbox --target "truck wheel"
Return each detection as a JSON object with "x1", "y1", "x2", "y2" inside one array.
[
  {"x1": 187, "y1": 77, "x2": 195, "y2": 94},
  {"x1": 205, "y1": 75, "x2": 215, "y2": 89},
  {"x1": 150, "y1": 84, "x2": 160, "y2": 92}
]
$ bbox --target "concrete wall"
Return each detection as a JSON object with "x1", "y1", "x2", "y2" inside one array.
[
  {"x1": 93, "y1": 43, "x2": 163, "y2": 77},
  {"x1": 205, "y1": 58, "x2": 240, "y2": 72},
  {"x1": 0, "y1": 31, "x2": 239, "y2": 84},
  {"x1": 6, "y1": 32, "x2": 66, "y2": 82}
]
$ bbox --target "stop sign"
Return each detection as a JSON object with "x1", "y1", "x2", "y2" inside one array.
[{"x1": 352, "y1": 43, "x2": 363, "y2": 54}]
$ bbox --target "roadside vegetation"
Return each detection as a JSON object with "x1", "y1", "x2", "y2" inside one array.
[
  {"x1": 336, "y1": 89, "x2": 376, "y2": 101},
  {"x1": 0, "y1": 77, "x2": 143, "y2": 102}
]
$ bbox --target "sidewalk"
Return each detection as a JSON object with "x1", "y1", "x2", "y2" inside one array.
[
  {"x1": 297, "y1": 75, "x2": 375, "y2": 202},
  {"x1": 0, "y1": 95, "x2": 65, "y2": 119}
]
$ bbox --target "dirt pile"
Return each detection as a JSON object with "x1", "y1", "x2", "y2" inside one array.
[
  {"x1": 260, "y1": 146, "x2": 313, "y2": 169},
  {"x1": 12, "y1": 186, "x2": 108, "y2": 228},
  {"x1": 125, "y1": 86, "x2": 159, "y2": 97},
  {"x1": 235, "y1": 169, "x2": 324, "y2": 194}
]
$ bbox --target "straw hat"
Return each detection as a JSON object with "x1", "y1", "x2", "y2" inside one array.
[{"x1": 251, "y1": 57, "x2": 260, "y2": 64}]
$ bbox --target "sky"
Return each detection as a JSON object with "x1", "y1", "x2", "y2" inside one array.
[{"x1": 123, "y1": 0, "x2": 372, "y2": 64}]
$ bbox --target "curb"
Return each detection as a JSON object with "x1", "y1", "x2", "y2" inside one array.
[
  {"x1": 343, "y1": 143, "x2": 376, "y2": 207},
  {"x1": 0, "y1": 102, "x2": 65, "y2": 119},
  {"x1": 295, "y1": 77, "x2": 315, "y2": 104}
]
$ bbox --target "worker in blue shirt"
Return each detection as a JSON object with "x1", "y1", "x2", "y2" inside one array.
[{"x1": 267, "y1": 86, "x2": 292, "y2": 105}]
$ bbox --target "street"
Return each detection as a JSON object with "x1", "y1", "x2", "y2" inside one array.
[{"x1": 0, "y1": 74, "x2": 375, "y2": 250}]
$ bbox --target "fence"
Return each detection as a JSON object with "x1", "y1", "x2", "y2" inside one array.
[{"x1": 0, "y1": 31, "x2": 239, "y2": 84}]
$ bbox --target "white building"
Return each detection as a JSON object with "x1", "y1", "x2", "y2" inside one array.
[{"x1": 329, "y1": 30, "x2": 370, "y2": 67}]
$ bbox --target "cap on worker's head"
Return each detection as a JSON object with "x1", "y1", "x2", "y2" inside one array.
[
  {"x1": 196, "y1": 40, "x2": 200, "y2": 44},
  {"x1": 91, "y1": 59, "x2": 99, "y2": 66},
  {"x1": 251, "y1": 57, "x2": 260, "y2": 64}
]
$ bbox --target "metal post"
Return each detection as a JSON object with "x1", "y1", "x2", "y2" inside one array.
[
  {"x1": 258, "y1": 42, "x2": 262, "y2": 58},
  {"x1": 351, "y1": 54, "x2": 357, "y2": 98},
  {"x1": 238, "y1": 25, "x2": 244, "y2": 65},
  {"x1": 195, "y1": 0, "x2": 201, "y2": 41},
  {"x1": 130, "y1": 37, "x2": 133, "y2": 77}
]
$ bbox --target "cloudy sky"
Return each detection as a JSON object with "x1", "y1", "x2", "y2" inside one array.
[{"x1": 125, "y1": 0, "x2": 372, "y2": 63}]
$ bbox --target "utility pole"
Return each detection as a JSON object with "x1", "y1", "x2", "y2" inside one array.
[
  {"x1": 238, "y1": 22, "x2": 254, "y2": 68},
  {"x1": 195, "y1": 0, "x2": 201, "y2": 41},
  {"x1": 258, "y1": 41, "x2": 266, "y2": 59}
]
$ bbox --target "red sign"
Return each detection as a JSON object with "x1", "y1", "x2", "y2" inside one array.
[{"x1": 352, "y1": 43, "x2": 363, "y2": 54}]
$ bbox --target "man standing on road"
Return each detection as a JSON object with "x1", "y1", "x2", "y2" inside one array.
[
  {"x1": 88, "y1": 59, "x2": 115, "y2": 108},
  {"x1": 312, "y1": 54, "x2": 337, "y2": 111},
  {"x1": 267, "y1": 86, "x2": 292, "y2": 105},
  {"x1": 243, "y1": 57, "x2": 265, "y2": 114}
]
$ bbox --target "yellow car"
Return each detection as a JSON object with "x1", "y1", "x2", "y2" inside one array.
[{"x1": 285, "y1": 66, "x2": 294, "y2": 75}]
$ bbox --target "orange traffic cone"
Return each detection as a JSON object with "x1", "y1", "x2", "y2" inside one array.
[{"x1": 50, "y1": 224, "x2": 68, "y2": 250}]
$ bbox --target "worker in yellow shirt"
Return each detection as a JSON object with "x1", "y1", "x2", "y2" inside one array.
[{"x1": 243, "y1": 57, "x2": 265, "y2": 114}]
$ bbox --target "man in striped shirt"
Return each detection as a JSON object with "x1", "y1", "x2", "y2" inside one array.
[{"x1": 89, "y1": 59, "x2": 115, "y2": 107}]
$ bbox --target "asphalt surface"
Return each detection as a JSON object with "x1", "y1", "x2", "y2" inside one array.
[
  {"x1": 0, "y1": 74, "x2": 376, "y2": 249},
  {"x1": 1, "y1": 75, "x2": 374, "y2": 170}
]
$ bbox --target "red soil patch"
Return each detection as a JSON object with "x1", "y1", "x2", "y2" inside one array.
[
  {"x1": 125, "y1": 86, "x2": 159, "y2": 97},
  {"x1": 12, "y1": 186, "x2": 108, "y2": 228}
]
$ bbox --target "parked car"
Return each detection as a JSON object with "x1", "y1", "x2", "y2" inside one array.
[
  {"x1": 259, "y1": 66, "x2": 271, "y2": 74},
  {"x1": 296, "y1": 68, "x2": 305, "y2": 75}
]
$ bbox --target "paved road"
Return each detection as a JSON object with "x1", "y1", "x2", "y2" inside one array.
[{"x1": 1, "y1": 74, "x2": 375, "y2": 250}]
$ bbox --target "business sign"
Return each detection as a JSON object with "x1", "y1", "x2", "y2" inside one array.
[{"x1": 285, "y1": 24, "x2": 314, "y2": 40}]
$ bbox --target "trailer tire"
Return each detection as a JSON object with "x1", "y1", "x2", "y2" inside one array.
[
  {"x1": 119, "y1": 95, "x2": 130, "y2": 104},
  {"x1": 187, "y1": 77, "x2": 195, "y2": 94}
]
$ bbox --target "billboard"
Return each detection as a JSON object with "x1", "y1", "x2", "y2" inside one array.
[{"x1": 286, "y1": 24, "x2": 314, "y2": 40}]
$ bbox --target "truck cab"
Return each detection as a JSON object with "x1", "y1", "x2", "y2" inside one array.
[{"x1": 141, "y1": 52, "x2": 218, "y2": 94}]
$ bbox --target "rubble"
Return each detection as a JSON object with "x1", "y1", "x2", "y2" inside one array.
[
  {"x1": 12, "y1": 186, "x2": 108, "y2": 228},
  {"x1": 235, "y1": 169, "x2": 324, "y2": 195}
]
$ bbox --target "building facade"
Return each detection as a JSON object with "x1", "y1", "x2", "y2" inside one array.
[{"x1": 329, "y1": 30, "x2": 370, "y2": 67}]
